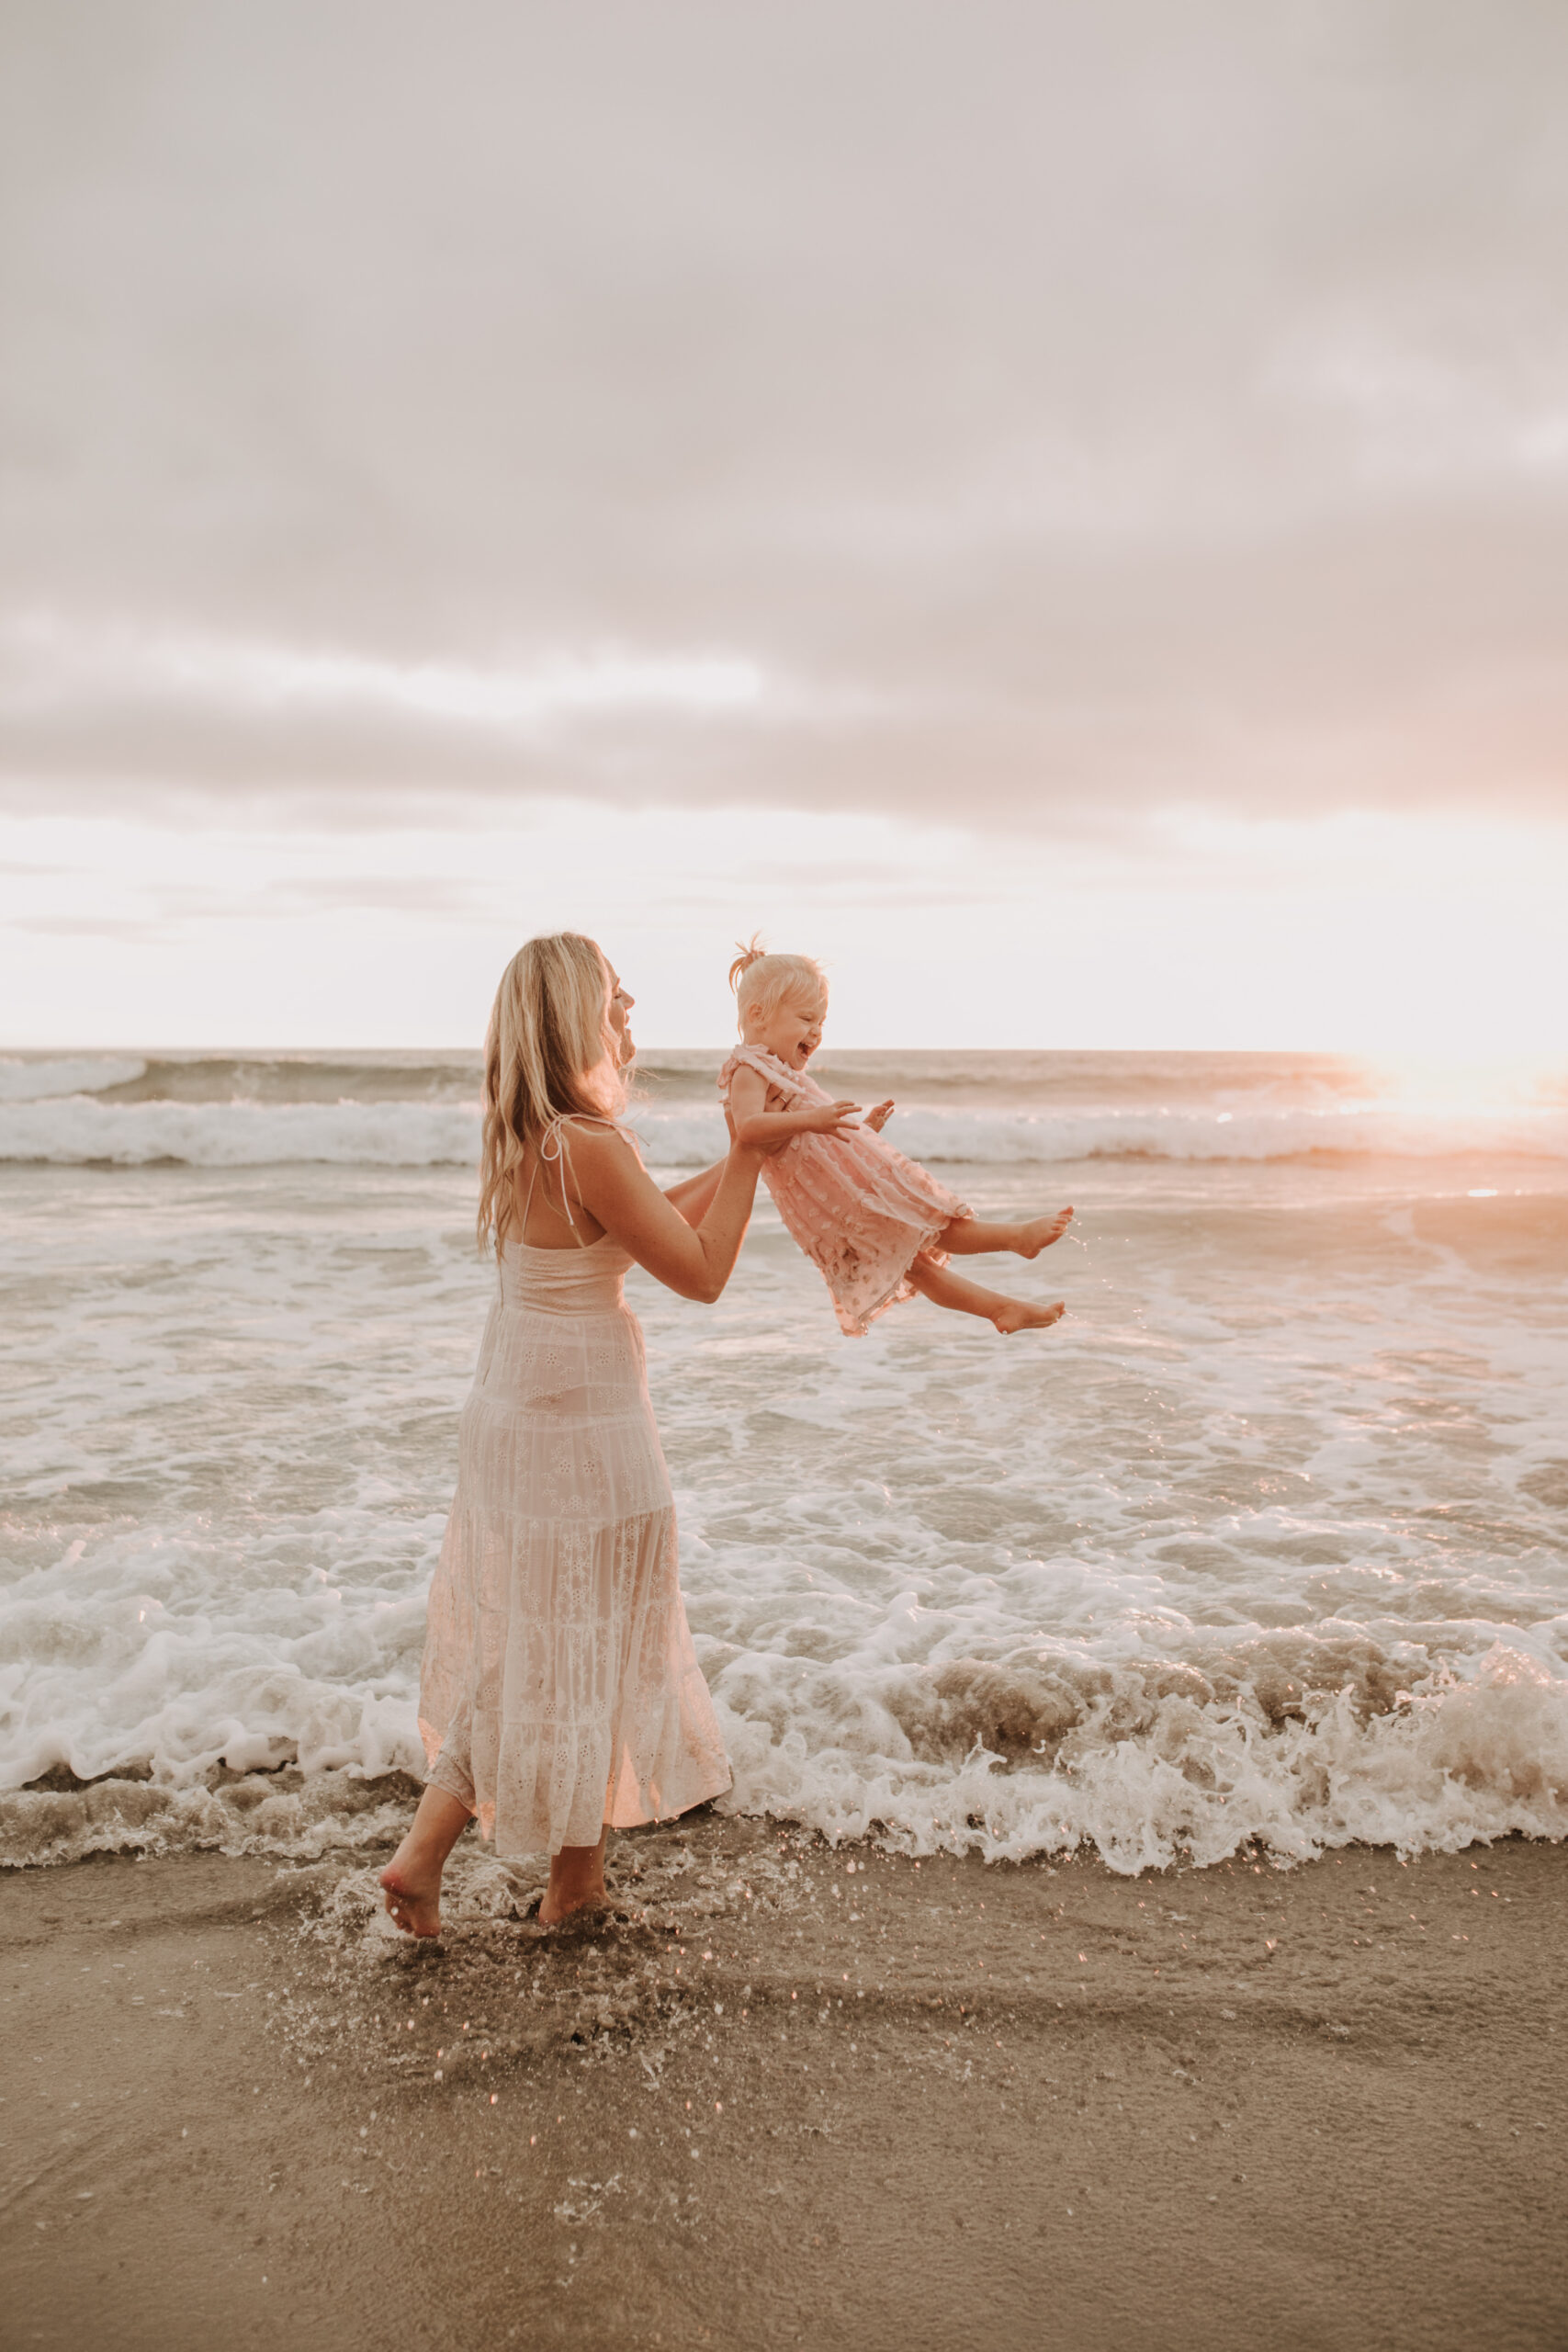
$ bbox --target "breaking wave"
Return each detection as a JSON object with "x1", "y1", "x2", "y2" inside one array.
[
  {"x1": 5, "y1": 1095, "x2": 1566, "y2": 1169},
  {"x1": 6, "y1": 1634, "x2": 1564, "y2": 1875}
]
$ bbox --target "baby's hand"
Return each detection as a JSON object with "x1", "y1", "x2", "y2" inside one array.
[
  {"x1": 863, "y1": 1099, "x2": 895, "y2": 1134},
  {"x1": 803, "y1": 1099, "x2": 863, "y2": 1136}
]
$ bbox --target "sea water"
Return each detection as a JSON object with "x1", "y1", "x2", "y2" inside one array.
[{"x1": 3, "y1": 1047, "x2": 1565, "y2": 1872}]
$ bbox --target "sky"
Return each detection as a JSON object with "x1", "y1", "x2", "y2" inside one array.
[{"x1": 2, "y1": 1, "x2": 1565, "y2": 1052}]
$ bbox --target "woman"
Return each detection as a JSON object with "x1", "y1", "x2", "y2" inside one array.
[{"x1": 379, "y1": 933, "x2": 766, "y2": 1932}]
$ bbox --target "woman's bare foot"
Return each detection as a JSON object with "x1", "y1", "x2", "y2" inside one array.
[
  {"x1": 378, "y1": 1783, "x2": 473, "y2": 1938},
  {"x1": 1018, "y1": 1207, "x2": 1073, "y2": 1257},
  {"x1": 991, "y1": 1296, "x2": 1066, "y2": 1335},
  {"x1": 538, "y1": 1831, "x2": 608, "y2": 1927},
  {"x1": 537, "y1": 1887, "x2": 611, "y2": 1928},
  {"x1": 379, "y1": 1847, "x2": 444, "y2": 1939}
]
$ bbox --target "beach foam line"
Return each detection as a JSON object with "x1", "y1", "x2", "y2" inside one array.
[
  {"x1": 717, "y1": 1642, "x2": 1568, "y2": 1873},
  {"x1": 7, "y1": 1642, "x2": 1564, "y2": 1875},
  {"x1": 5, "y1": 1094, "x2": 1567, "y2": 1168},
  {"x1": 0, "y1": 1096, "x2": 484, "y2": 1166}
]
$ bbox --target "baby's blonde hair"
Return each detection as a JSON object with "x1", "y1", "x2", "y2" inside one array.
[{"x1": 728, "y1": 936, "x2": 828, "y2": 1030}]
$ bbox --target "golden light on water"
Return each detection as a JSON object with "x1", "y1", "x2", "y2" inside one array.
[{"x1": 1369, "y1": 1054, "x2": 1568, "y2": 1112}]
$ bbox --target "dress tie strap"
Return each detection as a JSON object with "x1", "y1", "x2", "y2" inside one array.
[
  {"x1": 528, "y1": 1112, "x2": 624, "y2": 1249},
  {"x1": 537, "y1": 1114, "x2": 585, "y2": 1248}
]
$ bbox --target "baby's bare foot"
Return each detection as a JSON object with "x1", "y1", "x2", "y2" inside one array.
[
  {"x1": 379, "y1": 1845, "x2": 443, "y2": 1938},
  {"x1": 991, "y1": 1297, "x2": 1065, "y2": 1336},
  {"x1": 1018, "y1": 1208, "x2": 1073, "y2": 1257}
]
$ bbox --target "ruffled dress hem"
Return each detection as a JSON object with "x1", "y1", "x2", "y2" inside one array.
[{"x1": 422, "y1": 1724, "x2": 731, "y2": 1850}]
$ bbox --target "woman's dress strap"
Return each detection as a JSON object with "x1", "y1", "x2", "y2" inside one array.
[{"x1": 526, "y1": 1113, "x2": 623, "y2": 1249}]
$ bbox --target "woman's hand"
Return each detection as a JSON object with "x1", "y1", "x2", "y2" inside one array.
[
  {"x1": 863, "y1": 1099, "x2": 895, "y2": 1134},
  {"x1": 801, "y1": 1099, "x2": 862, "y2": 1136}
]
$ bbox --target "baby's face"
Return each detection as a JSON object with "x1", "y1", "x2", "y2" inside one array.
[{"x1": 750, "y1": 993, "x2": 825, "y2": 1070}]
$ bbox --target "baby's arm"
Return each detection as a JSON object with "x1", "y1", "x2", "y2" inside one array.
[{"x1": 728, "y1": 1063, "x2": 863, "y2": 1147}]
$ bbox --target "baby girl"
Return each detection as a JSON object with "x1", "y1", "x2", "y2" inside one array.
[{"x1": 718, "y1": 944, "x2": 1072, "y2": 1338}]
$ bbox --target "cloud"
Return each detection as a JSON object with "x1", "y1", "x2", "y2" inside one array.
[
  {"x1": 2, "y1": 1, "x2": 1566, "y2": 828},
  {"x1": 2, "y1": 617, "x2": 766, "y2": 729}
]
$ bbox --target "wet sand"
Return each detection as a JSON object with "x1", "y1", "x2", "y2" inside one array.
[{"x1": 4, "y1": 1819, "x2": 1565, "y2": 2352}]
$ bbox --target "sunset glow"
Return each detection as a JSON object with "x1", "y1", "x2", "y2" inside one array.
[
  {"x1": 3, "y1": 801, "x2": 1563, "y2": 1060},
  {"x1": 3, "y1": 8, "x2": 1564, "y2": 1059}
]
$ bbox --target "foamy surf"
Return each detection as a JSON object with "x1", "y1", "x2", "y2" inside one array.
[
  {"x1": 0, "y1": 1094, "x2": 485, "y2": 1167},
  {"x1": 5, "y1": 1094, "x2": 1568, "y2": 1170},
  {"x1": 3, "y1": 1046, "x2": 1566, "y2": 1167},
  {"x1": 4, "y1": 1053, "x2": 1565, "y2": 1877},
  {"x1": 12, "y1": 1636, "x2": 1568, "y2": 1871},
  {"x1": 718, "y1": 1639, "x2": 1568, "y2": 1872},
  {"x1": 8, "y1": 1632, "x2": 1565, "y2": 1877}
]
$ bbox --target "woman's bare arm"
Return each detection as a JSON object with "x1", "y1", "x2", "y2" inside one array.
[
  {"x1": 667, "y1": 1104, "x2": 793, "y2": 1222},
  {"x1": 569, "y1": 1124, "x2": 764, "y2": 1303},
  {"x1": 663, "y1": 1159, "x2": 727, "y2": 1227}
]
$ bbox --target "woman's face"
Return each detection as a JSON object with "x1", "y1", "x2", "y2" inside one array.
[{"x1": 607, "y1": 967, "x2": 636, "y2": 1066}]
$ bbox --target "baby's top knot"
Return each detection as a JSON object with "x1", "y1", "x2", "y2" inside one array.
[
  {"x1": 727, "y1": 942, "x2": 829, "y2": 1024},
  {"x1": 728, "y1": 934, "x2": 768, "y2": 994}
]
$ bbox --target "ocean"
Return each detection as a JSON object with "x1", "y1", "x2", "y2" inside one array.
[{"x1": 4, "y1": 1046, "x2": 1566, "y2": 1875}]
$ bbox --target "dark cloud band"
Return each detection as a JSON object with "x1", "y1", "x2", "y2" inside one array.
[{"x1": 3, "y1": 1, "x2": 1566, "y2": 828}]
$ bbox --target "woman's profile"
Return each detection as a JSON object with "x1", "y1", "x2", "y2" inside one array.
[{"x1": 379, "y1": 932, "x2": 766, "y2": 1930}]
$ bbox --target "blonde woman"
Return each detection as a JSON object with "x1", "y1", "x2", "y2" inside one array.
[{"x1": 380, "y1": 933, "x2": 767, "y2": 1933}]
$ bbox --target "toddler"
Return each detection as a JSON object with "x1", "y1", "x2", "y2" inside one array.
[{"x1": 719, "y1": 944, "x2": 1072, "y2": 1338}]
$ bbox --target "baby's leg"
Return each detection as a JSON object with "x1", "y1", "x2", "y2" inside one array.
[
  {"x1": 908, "y1": 1253, "x2": 1064, "y2": 1336},
  {"x1": 939, "y1": 1207, "x2": 1074, "y2": 1260}
]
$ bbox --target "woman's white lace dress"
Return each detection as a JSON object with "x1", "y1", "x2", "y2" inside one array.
[{"x1": 418, "y1": 1224, "x2": 730, "y2": 1856}]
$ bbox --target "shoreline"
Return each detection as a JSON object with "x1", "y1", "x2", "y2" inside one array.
[{"x1": 5, "y1": 1819, "x2": 1565, "y2": 2350}]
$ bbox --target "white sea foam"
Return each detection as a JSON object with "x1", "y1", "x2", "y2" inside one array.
[
  {"x1": 715, "y1": 1639, "x2": 1568, "y2": 1872},
  {"x1": 9, "y1": 1642, "x2": 1565, "y2": 1873},
  {"x1": 5, "y1": 1092, "x2": 1567, "y2": 1169},
  {"x1": 638, "y1": 1102, "x2": 1568, "y2": 1168},
  {"x1": 5, "y1": 1133, "x2": 1566, "y2": 1874},
  {"x1": 0, "y1": 1095, "x2": 483, "y2": 1166}
]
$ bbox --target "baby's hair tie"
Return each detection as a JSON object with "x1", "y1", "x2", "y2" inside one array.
[{"x1": 728, "y1": 933, "x2": 767, "y2": 993}]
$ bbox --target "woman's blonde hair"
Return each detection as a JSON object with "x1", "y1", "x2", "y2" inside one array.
[
  {"x1": 477, "y1": 932, "x2": 626, "y2": 1249},
  {"x1": 728, "y1": 936, "x2": 828, "y2": 1029}
]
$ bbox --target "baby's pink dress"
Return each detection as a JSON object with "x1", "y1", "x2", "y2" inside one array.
[{"x1": 719, "y1": 1046, "x2": 972, "y2": 1336}]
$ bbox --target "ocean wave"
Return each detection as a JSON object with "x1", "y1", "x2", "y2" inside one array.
[
  {"x1": 0, "y1": 1096, "x2": 483, "y2": 1166},
  {"x1": 676, "y1": 1103, "x2": 1568, "y2": 1167},
  {"x1": 718, "y1": 1638, "x2": 1568, "y2": 1872},
  {"x1": 5, "y1": 1639, "x2": 1563, "y2": 1873},
  {"x1": 0, "y1": 1055, "x2": 148, "y2": 1103},
  {"x1": 5, "y1": 1092, "x2": 1566, "y2": 1168},
  {"x1": 7, "y1": 1060, "x2": 1564, "y2": 1885}
]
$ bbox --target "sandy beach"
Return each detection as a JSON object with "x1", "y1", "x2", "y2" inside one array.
[{"x1": 5, "y1": 1815, "x2": 1564, "y2": 2352}]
